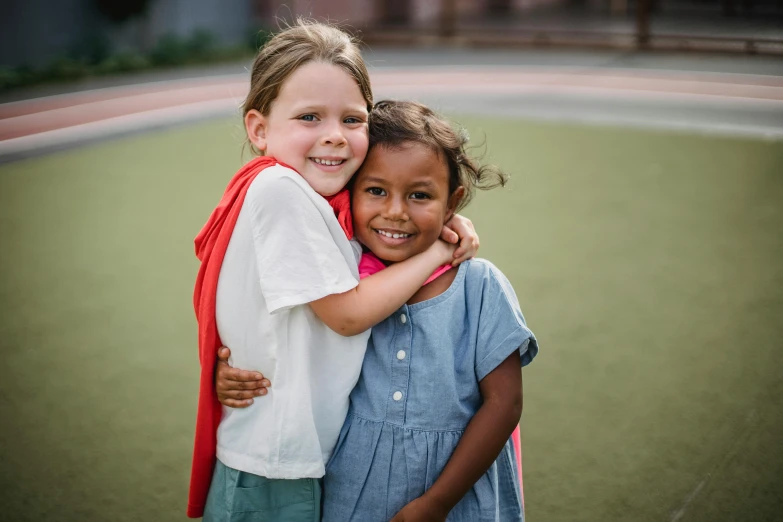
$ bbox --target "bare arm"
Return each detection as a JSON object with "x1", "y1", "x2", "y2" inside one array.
[
  {"x1": 309, "y1": 239, "x2": 454, "y2": 336},
  {"x1": 215, "y1": 217, "x2": 481, "y2": 400},
  {"x1": 391, "y1": 351, "x2": 523, "y2": 522}
]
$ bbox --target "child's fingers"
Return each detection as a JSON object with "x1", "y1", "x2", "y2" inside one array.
[
  {"x1": 223, "y1": 379, "x2": 269, "y2": 391},
  {"x1": 228, "y1": 388, "x2": 267, "y2": 400},
  {"x1": 225, "y1": 367, "x2": 267, "y2": 383},
  {"x1": 217, "y1": 387, "x2": 268, "y2": 408},
  {"x1": 220, "y1": 397, "x2": 256, "y2": 408},
  {"x1": 216, "y1": 378, "x2": 269, "y2": 397},
  {"x1": 451, "y1": 247, "x2": 475, "y2": 266},
  {"x1": 439, "y1": 224, "x2": 459, "y2": 244},
  {"x1": 451, "y1": 236, "x2": 479, "y2": 266},
  {"x1": 217, "y1": 346, "x2": 232, "y2": 362}
]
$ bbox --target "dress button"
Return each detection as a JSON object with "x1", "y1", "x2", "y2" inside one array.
[
  {"x1": 400, "y1": 313, "x2": 407, "y2": 324},
  {"x1": 396, "y1": 350, "x2": 406, "y2": 360},
  {"x1": 393, "y1": 391, "x2": 403, "y2": 401}
]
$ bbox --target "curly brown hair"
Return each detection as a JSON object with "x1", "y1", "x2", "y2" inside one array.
[{"x1": 368, "y1": 100, "x2": 507, "y2": 212}]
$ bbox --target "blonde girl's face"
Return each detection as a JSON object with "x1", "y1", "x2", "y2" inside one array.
[
  {"x1": 245, "y1": 61, "x2": 370, "y2": 196},
  {"x1": 352, "y1": 142, "x2": 462, "y2": 264}
]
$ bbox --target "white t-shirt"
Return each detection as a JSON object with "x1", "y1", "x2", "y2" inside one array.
[{"x1": 215, "y1": 164, "x2": 370, "y2": 479}]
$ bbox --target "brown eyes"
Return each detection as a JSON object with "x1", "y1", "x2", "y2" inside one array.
[{"x1": 364, "y1": 188, "x2": 431, "y2": 200}]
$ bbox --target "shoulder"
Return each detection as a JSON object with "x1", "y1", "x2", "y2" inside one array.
[
  {"x1": 463, "y1": 258, "x2": 512, "y2": 287},
  {"x1": 462, "y1": 258, "x2": 521, "y2": 306},
  {"x1": 248, "y1": 164, "x2": 307, "y2": 196},
  {"x1": 246, "y1": 164, "x2": 316, "y2": 211}
]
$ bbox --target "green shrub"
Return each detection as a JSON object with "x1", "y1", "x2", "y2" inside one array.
[
  {"x1": 46, "y1": 57, "x2": 90, "y2": 81},
  {"x1": 0, "y1": 67, "x2": 22, "y2": 90},
  {"x1": 188, "y1": 29, "x2": 216, "y2": 60},
  {"x1": 150, "y1": 33, "x2": 189, "y2": 66},
  {"x1": 1, "y1": 26, "x2": 270, "y2": 93},
  {"x1": 95, "y1": 52, "x2": 150, "y2": 74}
]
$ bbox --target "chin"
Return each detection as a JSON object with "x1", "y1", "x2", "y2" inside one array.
[
  {"x1": 371, "y1": 247, "x2": 416, "y2": 264},
  {"x1": 314, "y1": 183, "x2": 343, "y2": 197},
  {"x1": 376, "y1": 253, "x2": 406, "y2": 263}
]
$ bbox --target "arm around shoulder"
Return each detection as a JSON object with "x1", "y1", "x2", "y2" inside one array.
[
  {"x1": 248, "y1": 173, "x2": 360, "y2": 313},
  {"x1": 309, "y1": 239, "x2": 455, "y2": 336}
]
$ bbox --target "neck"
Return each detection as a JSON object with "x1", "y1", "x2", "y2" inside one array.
[{"x1": 407, "y1": 264, "x2": 458, "y2": 305}]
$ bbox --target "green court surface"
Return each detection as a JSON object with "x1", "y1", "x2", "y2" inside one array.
[{"x1": 1, "y1": 117, "x2": 781, "y2": 521}]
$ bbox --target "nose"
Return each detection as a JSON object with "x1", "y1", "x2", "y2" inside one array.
[
  {"x1": 383, "y1": 194, "x2": 408, "y2": 221},
  {"x1": 320, "y1": 120, "x2": 347, "y2": 147}
]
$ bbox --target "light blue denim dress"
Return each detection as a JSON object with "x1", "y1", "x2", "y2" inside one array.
[{"x1": 322, "y1": 259, "x2": 538, "y2": 522}]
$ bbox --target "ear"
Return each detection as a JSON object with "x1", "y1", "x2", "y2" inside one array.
[
  {"x1": 445, "y1": 186, "x2": 466, "y2": 221},
  {"x1": 244, "y1": 110, "x2": 268, "y2": 152}
]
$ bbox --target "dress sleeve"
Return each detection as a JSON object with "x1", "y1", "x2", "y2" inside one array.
[
  {"x1": 246, "y1": 174, "x2": 358, "y2": 313},
  {"x1": 474, "y1": 265, "x2": 539, "y2": 382}
]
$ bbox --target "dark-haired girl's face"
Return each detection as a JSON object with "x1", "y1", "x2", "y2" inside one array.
[{"x1": 352, "y1": 142, "x2": 455, "y2": 264}]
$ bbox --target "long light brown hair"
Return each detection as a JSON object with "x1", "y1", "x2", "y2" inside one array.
[{"x1": 243, "y1": 20, "x2": 373, "y2": 155}]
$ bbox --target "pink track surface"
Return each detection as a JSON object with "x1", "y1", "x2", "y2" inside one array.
[{"x1": 2, "y1": 68, "x2": 782, "y2": 142}]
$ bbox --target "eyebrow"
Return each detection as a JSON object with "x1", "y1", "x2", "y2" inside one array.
[
  {"x1": 291, "y1": 103, "x2": 367, "y2": 114},
  {"x1": 359, "y1": 176, "x2": 390, "y2": 185},
  {"x1": 408, "y1": 180, "x2": 437, "y2": 190}
]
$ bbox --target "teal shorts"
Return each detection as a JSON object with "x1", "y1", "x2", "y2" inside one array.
[{"x1": 203, "y1": 459, "x2": 322, "y2": 522}]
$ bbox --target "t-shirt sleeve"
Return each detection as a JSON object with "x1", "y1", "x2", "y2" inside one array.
[
  {"x1": 245, "y1": 174, "x2": 358, "y2": 313},
  {"x1": 349, "y1": 238, "x2": 364, "y2": 266},
  {"x1": 474, "y1": 265, "x2": 539, "y2": 382}
]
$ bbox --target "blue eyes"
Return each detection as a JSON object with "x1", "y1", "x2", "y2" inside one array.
[{"x1": 297, "y1": 115, "x2": 365, "y2": 124}]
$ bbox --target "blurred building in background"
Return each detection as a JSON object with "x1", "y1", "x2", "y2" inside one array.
[
  {"x1": 1, "y1": 0, "x2": 782, "y2": 73},
  {"x1": 1, "y1": 0, "x2": 254, "y2": 68}
]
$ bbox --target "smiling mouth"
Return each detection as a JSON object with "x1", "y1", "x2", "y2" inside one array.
[
  {"x1": 311, "y1": 158, "x2": 346, "y2": 166},
  {"x1": 374, "y1": 228, "x2": 413, "y2": 239}
]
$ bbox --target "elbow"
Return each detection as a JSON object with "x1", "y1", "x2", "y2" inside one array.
[
  {"x1": 338, "y1": 325, "x2": 366, "y2": 337},
  {"x1": 484, "y1": 393, "x2": 523, "y2": 433},
  {"x1": 503, "y1": 391, "x2": 523, "y2": 430},
  {"x1": 324, "y1": 317, "x2": 366, "y2": 337},
  {"x1": 310, "y1": 292, "x2": 369, "y2": 337},
  {"x1": 510, "y1": 394, "x2": 523, "y2": 422}
]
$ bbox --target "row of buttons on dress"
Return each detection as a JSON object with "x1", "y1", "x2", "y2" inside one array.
[{"x1": 393, "y1": 313, "x2": 408, "y2": 402}]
